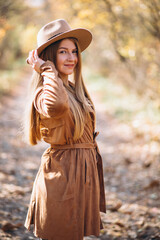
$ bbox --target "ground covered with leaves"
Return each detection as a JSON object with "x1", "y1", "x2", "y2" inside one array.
[{"x1": 0, "y1": 73, "x2": 160, "y2": 239}]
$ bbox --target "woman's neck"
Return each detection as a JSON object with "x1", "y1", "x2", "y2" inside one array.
[{"x1": 59, "y1": 74, "x2": 69, "y2": 85}]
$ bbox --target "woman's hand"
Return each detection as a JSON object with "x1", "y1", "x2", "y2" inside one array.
[{"x1": 26, "y1": 49, "x2": 45, "y2": 73}]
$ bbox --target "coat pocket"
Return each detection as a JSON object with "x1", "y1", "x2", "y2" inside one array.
[
  {"x1": 41, "y1": 150, "x2": 75, "y2": 201},
  {"x1": 43, "y1": 167, "x2": 75, "y2": 201},
  {"x1": 40, "y1": 118, "x2": 66, "y2": 144}
]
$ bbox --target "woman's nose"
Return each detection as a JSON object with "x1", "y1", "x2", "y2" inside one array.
[{"x1": 67, "y1": 53, "x2": 75, "y2": 60}]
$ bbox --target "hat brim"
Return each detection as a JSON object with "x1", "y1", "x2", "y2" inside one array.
[{"x1": 37, "y1": 28, "x2": 92, "y2": 55}]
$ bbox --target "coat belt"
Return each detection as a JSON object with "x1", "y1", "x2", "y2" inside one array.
[
  {"x1": 51, "y1": 142, "x2": 97, "y2": 150},
  {"x1": 51, "y1": 132, "x2": 100, "y2": 150}
]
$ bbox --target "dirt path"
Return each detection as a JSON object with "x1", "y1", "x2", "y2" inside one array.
[{"x1": 0, "y1": 71, "x2": 160, "y2": 240}]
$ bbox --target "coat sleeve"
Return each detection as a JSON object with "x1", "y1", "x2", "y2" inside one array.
[{"x1": 34, "y1": 60, "x2": 69, "y2": 118}]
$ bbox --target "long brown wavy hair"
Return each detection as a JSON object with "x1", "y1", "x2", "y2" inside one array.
[{"x1": 24, "y1": 38, "x2": 95, "y2": 145}]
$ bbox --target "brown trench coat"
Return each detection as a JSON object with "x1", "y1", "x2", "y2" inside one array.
[{"x1": 24, "y1": 61, "x2": 106, "y2": 240}]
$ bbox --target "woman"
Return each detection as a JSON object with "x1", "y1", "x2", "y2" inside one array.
[{"x1": 24, "y1": 19, "x2": 106, "y2": 240}]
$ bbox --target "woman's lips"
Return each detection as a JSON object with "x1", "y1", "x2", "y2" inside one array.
[{"x1": 64, "y1": 64, "x2": 75, "y2": 68}]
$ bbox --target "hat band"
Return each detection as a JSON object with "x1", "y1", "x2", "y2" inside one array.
[{"x1": 48, "y1": 32, "x2": 63, "y2": 41}]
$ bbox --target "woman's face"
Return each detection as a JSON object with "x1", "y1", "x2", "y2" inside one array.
[{"x1": 56, "y1": 39, "x2": 78, "y2": 81}]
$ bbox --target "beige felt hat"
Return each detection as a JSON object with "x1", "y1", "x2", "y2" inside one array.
[{"x1": 36, "y1": 19, "x2": 92, "y2": 55}]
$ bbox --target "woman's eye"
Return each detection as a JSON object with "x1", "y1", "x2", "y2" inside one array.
[
  {"x1": 59, "y1": 50, "x2": 66, "y2": 54},
  {"x1": 73, "y1": 50, "x2": 78, "y2": 54},
  {"x1": 58, "y1": 50, "x2": 77, "y2": 54}
]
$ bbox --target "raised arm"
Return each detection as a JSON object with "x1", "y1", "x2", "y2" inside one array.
[
  {"x1": 27, "y1": 50, "x2": 69, "y2": 118},
  {"x1": 34, "y1": 61, "x2": 69, "y2": 118}
]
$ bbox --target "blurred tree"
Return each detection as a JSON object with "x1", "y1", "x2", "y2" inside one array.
[
  {"x1": 62, "y1": 0, "x2": 160, "y2": 100},
  {"x1": 140, "y1": 0, "x2": 160, "y2": 41},
  {"x1": 0, "y1": 0, "x2": 39, "y2": 69}
]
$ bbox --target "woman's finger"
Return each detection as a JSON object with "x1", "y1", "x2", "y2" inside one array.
[
  {"x1": 27, "y1": 51, "x2": 33, "y2": 64},
  {"x1": 32, "y1": 63, "x2": 35, "y2": 69},
  {"x1": 32, "y1": 50, "x2": 36, "y2": 61},
  {"x1": 27, "y1": 51, "x2": 35, "y2": 65},
  {"x1": 26, "y1": 58, "x2": 30, "y2": 64},
  {"x1": 31, "y1": 50, "x2": 38, "y2": 63},
  {"x1": 34, "y1": 49, "x2": 38, "y2": 58},
  {"x1": 34, "y1": 49, "x2": 40, "y2": 62}
]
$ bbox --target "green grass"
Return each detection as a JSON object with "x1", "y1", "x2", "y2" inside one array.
[{"x1": 84, "y1": 67, "x2": 160, "y2": 125}]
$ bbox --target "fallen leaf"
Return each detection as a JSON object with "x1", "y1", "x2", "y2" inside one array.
[
  {"x1": 114, "y1": 219, "x2": 125, "y2": 228},
  {"x1": 135, "y1": 217, "x2": 145, "y2": 227},
  {"x1": 106, "y1": 200, "x2": 122, "y2": 211},
  {"x1": 1, "y1": 222, "x2": 22, "y2": 232},
  {"x1": 143, "y1": 159, "x2": 152, "y2": 168},
  {"x1": 144, "y1": 179, "x2": 160, "y2": 190},
  {"x1": 124, "y1": 157, "x2": 133, "y2": 165}
]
